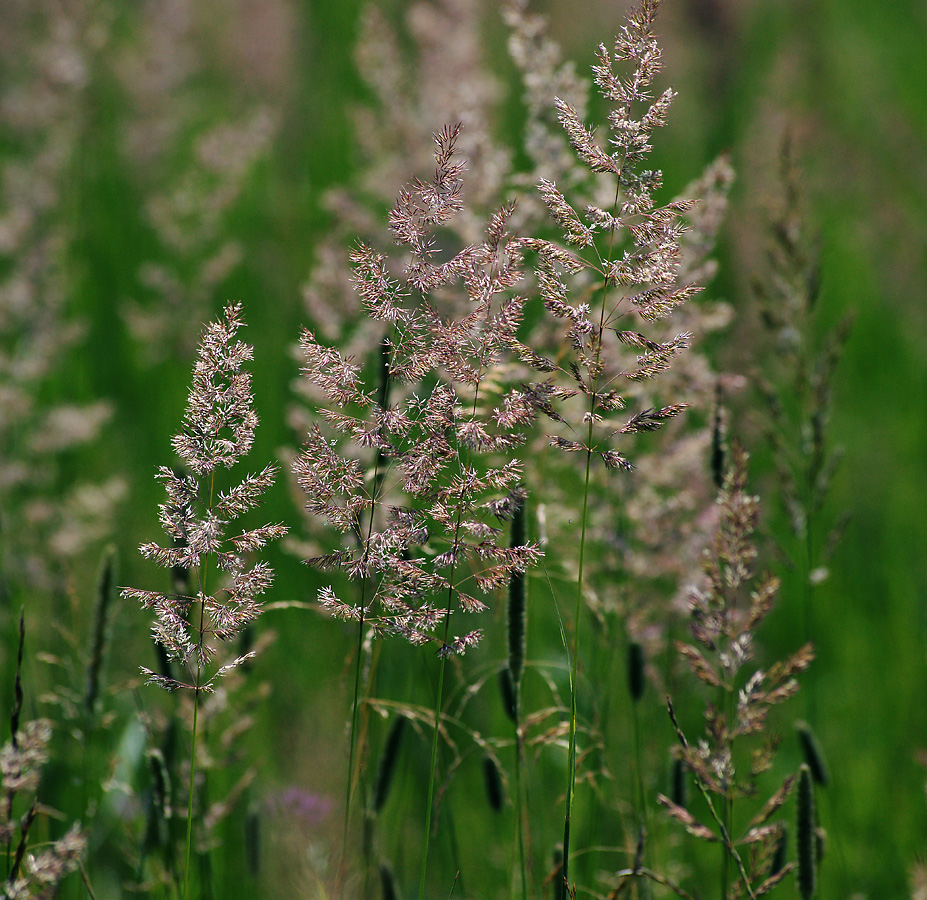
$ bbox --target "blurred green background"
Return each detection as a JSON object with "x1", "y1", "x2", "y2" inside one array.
[{"x1": 1, "y1": 0, "x2": 925, "y2": 897}]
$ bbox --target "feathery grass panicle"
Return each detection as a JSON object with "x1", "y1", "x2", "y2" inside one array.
[
  {"x1": 124, "y1": 303, "x2": 286, "y2": 693},
  {"x1": 506, "y1": 2, "x2": 708, "y2": 893},
  {"x1": 298, "y1": 0, "x2": 507, "y2": 366},
  {"x1": 663, "y1": 445, "x2": 812, "y2": 897},
  {"x1": 293, "y1": 125, "x2": 542, "y2": 900},
  {"x1": 294, "y1": 128, "x2": 540, "y2": 655},
  {"x1": 123, "y1": 302, "x2": 284, "y2": 899},
  {"x1": 504, "y1": 3, "x2": 734, "y2": 602}
]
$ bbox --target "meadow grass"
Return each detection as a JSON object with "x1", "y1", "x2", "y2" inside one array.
[{"x1": 1, "y1": 0, "x2": 926, "y2": 898}]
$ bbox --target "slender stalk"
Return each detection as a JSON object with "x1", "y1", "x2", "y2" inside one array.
[
  {"x1": 183, "y1": 687, "x2": 200, "y2": 900},
  {"x1": 561, "y1": 444, "x2": 593, "y2": 898},
  {"x1": 561, "y1": 179, "x2": 622, "y2": 898},
  {"x1": 418, "y1": 320, "x2": 496, "y2": 900},
  {"x1": 513, "y1": 712, "x2": 528, "y2": 900},
  {"x1": 340, "y1": 336, "x2": 393, "y2": 887},
  {"x1": 418, "y1": 606, "x2": 453, "y2": 900},
  {"x1": 667, "y1": 701, "x2": 757, "y2": 900},
  {"x1": 184, "y1": 469, "x2": 214, "y2": 900},
  {"x1": 183, "y1": 574, "x2": 208, "y2": 899}
]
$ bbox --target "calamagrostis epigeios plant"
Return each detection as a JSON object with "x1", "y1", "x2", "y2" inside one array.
[
  {"x1": 293, "y1": 125, "x2": 540, "y2": 897},
  {"x1": 506, "y1": 0, "x2": 738, "y2": 668},
  {"x1": 296, "y1": 126, "x2": 536, "y2": 652},
  {"x1": 499, "y1": 2, "x2": 700, "y2": 892},
  {"x1": 122, "y1": 302, "x2": 286, "y2": 897},
  {"x1": 660, "y1": 445, "x2": 814, "y2": 899}
]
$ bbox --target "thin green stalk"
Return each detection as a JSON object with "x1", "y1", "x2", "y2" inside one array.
[
  {"x1": 418, "y1": 608, "x2": 453, "y2": 900},
  {"x1": 667, "y1": 701, "x2": 757, "y2": 900},
  {"x1": 561, "y1": 443, "x2": 593, "y2": 898},
  {"x1": 508, "y1": 500, "x2": 529, "y2": 900},
  {"x1": 514, "y1": 728, "x2": 527, "y2": 900},
  {"x1": 418, "y1": 336, "x2": 495, "y2": 900},
  {"x1": 561, "y1": 181, "x2": 622, "y2": 899},
  {"x1": 340, "y1": 336, "x2": 393, "y2": 886},
  {"x1": 184, "y1": 577, "x2": 208, "y2": 900},
  {"x1": 183, "y1": 469, "x2": 216, "y2": 900},
  {"x1": 340, "y1": 565, "x2": 375, "y2": 881},
  {"x1": 183, "y1": 689, "x2": 200, "y2": 900}
]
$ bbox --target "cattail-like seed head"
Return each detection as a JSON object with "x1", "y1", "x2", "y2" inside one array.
[
  {"x1": 627, "y1": 640, "x2": 645, "y2": 702},
  {"x1": 797, "y1": 763, "x2": 816, "y2": 899},
  {"x1": 796, "y1": 720, "x2": 829, "y2": 786},
  {"x1": 144, "y1": 748, "x2": 172, "y2": 853},
  {"x1": 85, "y1": 544, "x2": 117, "y2": 715},
  {"x1": 482, "y1": 753, "x2": 505, "y2": 812},
  {"x1": 632, "y1": 825, "x2": 646, "y2": 873},
  {"x1": 11, "y1": 610, "x2": 25, "y2": 747},
  {"x1": 507, "y1": 498, "x2": 528, "y2": 691},
  {"x1": 380, "y1": 862, "x2": 400, "y2": 900},
  {"x1": 373, "y1": 714, "x2": 407, "y2": 814},
  {"x1": 499, "y1": 666, "x2": 518, "y2": 723}
]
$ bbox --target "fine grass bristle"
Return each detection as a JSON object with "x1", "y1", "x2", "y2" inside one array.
[
  {"x1": 797, "y1": 764, "x2": 816, "y2": 899},
  {"x1": 507, "y1": 498, "x2": 527, "y2": 691},
  {"x1": 85, "y1": 543, "x2": 117, "y2": 715},
  {"x1": 482, "y1": 753, "x2": 505, "y2": 812},
  {"x1": 796, "y1": 720, "x2": 830, "y2": 786},
  {"x1": 627, "y1": 640, "x2": 645, "y2": 703},
  {"x1": 373, "y1": 714, "x2": 407, "y2": 814}
]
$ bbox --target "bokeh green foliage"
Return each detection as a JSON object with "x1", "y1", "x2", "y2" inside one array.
[{"x1": 1, "y1": 0, "x2": 926, "y2": 897}]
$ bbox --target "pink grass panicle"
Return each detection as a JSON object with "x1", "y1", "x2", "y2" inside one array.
[
  {"x1": 123, "y1": 303, "x2": 287, "y2": 692},
  {"x1": 294, "y1": 126, "x2": 541, "y2": 656}
]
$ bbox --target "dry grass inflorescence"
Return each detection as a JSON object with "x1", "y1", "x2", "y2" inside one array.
[{"x1": 0, "y1": 0, "x2": 863, "y2": 898}]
